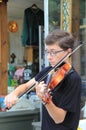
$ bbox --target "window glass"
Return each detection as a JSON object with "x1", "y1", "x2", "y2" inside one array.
[
  {"x1": 48, "y1": 0, "x2": 60, "y2": 32},
  {"x1": 80, "y1": 0, "x2": 86, "y2": 117}
]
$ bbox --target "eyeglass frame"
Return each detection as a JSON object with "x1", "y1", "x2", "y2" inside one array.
[{"x1": 45, "y1": 49, "x2": 64, "y2": 56}]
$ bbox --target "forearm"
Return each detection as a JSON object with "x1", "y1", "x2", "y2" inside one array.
[
  {"x1": 11, "y1": 83, "x2": 28, "y2": 97},
  {"x1": 11, "y1": 78, "x2": 36, "y2": 97},
  {"x1": 45, "y1": 100, "x2": 67, "y2": 124},
  {"x1": 5, "y1": 78, "x2": 36, "y2": 108},
  {"x1": 36, "y1": 81, "x2": 67, "y2": 123}
]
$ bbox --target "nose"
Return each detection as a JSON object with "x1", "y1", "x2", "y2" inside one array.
[{"x1": 47, "y1": 54, "x2": 53, "y2": 60}]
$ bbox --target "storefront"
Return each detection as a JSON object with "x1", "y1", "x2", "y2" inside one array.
[{"x1": 0, "y1": 0, "x2": 86, "y2": 129}]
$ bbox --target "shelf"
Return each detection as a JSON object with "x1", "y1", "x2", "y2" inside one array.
[
  {"x1": 25, "y1": 45, "x2": 39, "y2": 49},
  {"x1": 80, "y1": 25, "x2": 86, "y2": 29}
]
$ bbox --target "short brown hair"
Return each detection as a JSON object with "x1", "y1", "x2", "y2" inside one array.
[{"x1": 45, "y1": 29, "x2": 75, "y2": 51}]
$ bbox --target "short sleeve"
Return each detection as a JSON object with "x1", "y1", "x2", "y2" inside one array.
[
  {"x1": 55, "y1": 70, "x2": 81, "y2": 113},
  {"x1": 35, "y1": 66, "x2": 52, "y2": 82}
]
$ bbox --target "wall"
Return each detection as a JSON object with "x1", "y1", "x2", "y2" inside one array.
[{"x1": 8, "y1": 18, "x2": 25, "y2": 65}]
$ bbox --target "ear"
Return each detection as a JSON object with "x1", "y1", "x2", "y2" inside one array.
[{"x1": 67, "y1": 48, "x2": 72, "y2": 53}]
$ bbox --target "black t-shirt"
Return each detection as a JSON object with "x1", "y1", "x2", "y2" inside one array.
[{"x1": 35, "y1": 66, "x2": 81, "y2": 130}]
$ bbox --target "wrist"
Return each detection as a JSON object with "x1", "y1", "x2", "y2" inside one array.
[
  {"x1": 41, "y1": 96, "x2": 52, "y2": 106},
  {"x1": 43, "y1": 99, "x2": 52, "y2": 106},
  {"x1": 11, "y1": 91, "x2": 18, "y2": 98}
]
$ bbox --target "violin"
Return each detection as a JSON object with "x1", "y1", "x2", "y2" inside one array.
[
  {"x1": 42, "y1": 62, "x2": 72, "y2": 104},
  {"x1": 48, "y1": 62, "x2": 71, "y2": 90}
]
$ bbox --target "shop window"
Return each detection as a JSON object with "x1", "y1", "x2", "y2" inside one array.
[
  {"x1": 48, "y1": 0, "x2": 60, "y2": 32},
  {"x1": 80, "y1": 0, "x2": 86, "y2": 118}
]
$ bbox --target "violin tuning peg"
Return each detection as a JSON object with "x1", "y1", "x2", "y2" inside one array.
[{"x1": 49, "y1": 91, "x2": 53, "y2": 96}]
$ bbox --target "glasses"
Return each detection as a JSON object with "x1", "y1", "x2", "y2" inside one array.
[{"x1": 45, "y1": 50, "x2": 64, "y2": 57}]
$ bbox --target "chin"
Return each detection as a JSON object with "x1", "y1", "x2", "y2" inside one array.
[{"x1": 50, "y1": 63, "x2": 55, "y2": 67}]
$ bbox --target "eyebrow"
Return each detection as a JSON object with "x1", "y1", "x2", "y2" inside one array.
[{"x1": 46, "y1": 49, "x2": 57, "y2": 51}]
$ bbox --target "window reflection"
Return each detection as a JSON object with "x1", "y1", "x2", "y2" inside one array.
[
  {"x1": 48, "y1": 0, "x2": 60, "y2": 32},
  {"x1": 80, "y1": 0, "x2": 86, "y2": 77},
  {"x1": 80, "y1": 0, "x2": 86, "y2": 118}
]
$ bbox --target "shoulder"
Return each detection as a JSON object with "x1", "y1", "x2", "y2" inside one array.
[
  {"x1": 64, "y1": 67, "x2": 81, "y2": 90},
  {"x1": 35, "y1": 66, "x2": 52, "y2": 81},
  {"x1": 25, "y1": 8, "x2": 31, "y2": 13},
  {"x1": 68, "y1": 67, "x2": 81, "y2": 81}
]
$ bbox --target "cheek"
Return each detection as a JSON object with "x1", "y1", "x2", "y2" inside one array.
[
  {"x1": 54, "y1": 55, "x2": 64, "y2": 63},
  {"x1": 55, "y1": 55, "x2": 61, "y2": 61}
]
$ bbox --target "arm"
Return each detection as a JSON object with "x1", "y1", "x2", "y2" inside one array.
[
  {"x1": 5, "y1": 78, "x2": 36, "y2": 108},
  {"x1": 45, "y1": 100, "x2": 67, "y2": 124},
  {"x1": 36, "y1": 81, "x2": 67, "y2": 124}
]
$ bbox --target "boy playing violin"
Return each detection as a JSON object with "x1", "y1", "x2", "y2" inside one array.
[{"x1": 5, "y1": 29, "x2": 81, "y2": 130}]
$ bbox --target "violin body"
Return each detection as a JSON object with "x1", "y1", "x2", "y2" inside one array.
[{"x1": 48, "y1": 63, "x2": 71, "y2": 90}]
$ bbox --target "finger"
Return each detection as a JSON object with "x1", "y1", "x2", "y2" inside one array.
[
  {"x1": 4, "y1": 95, "x2": 18, "y2": 108},
  {"x1": 35, "y1": 81, "x2": 38, "y2": 85}
]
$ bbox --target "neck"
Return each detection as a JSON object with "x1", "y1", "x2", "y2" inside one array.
[{"x1": 65, "y1": 57, "x2": 71, "y2": 64}]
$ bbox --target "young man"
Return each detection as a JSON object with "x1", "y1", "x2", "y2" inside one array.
[{"x1": 5, "y1": 29, "x2": 81, "y2": 130}]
